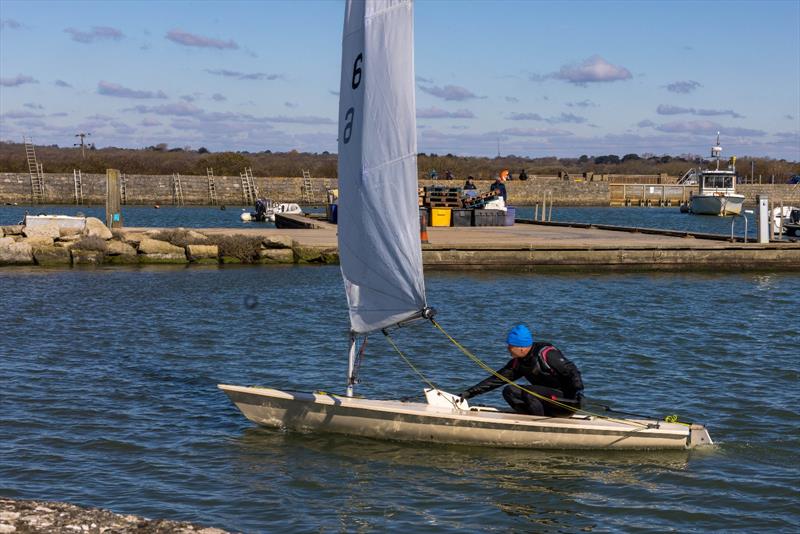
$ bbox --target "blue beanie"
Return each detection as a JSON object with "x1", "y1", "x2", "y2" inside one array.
[{"x1": 506, "y1": 324, "x2": 533, "y2": 347}]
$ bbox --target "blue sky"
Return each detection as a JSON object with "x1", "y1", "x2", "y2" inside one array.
[{"x1": 1, "y1": 0, "x2": 798, "y2": 159}]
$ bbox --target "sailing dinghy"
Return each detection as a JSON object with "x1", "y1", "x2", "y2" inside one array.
[{"x1": 219, "y1": 0, "x2": 713, "y2": 450}]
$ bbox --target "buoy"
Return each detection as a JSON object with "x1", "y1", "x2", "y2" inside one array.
[{"x1": 154, "y1": 204, "x2": 160, "y2": 209}]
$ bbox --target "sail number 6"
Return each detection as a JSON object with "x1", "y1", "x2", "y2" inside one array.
[{"x1": 343, "y1": 53, "x2": 363, "y2": 144}]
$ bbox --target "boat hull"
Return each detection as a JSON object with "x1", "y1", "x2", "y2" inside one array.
[
  {"x1": 690, "y1": 194, "x2": 745, "y2": 216},
  {"x1": 218, "y1": 385, "x2": 712, "y2": 450}
]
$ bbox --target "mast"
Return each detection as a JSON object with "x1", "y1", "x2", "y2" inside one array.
[{"x1": 337, "y1": 0, "x2": 427, "y2": 396}]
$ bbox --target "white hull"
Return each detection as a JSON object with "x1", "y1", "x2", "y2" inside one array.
[
  {"x1": 219, "y1": 385, "x2": 712, "y2": 450},
  {"x1": 690, "y1": 194, "x2": 745, "y2": 216}
]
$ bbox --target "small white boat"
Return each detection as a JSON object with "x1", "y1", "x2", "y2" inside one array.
[
  {"x1": 269, "y1": 202, "x2": 302, "y2": 222},
  {"x1": 220, "y1": 0, "x2": 713, "y2": 451},
  {"x1": 689, "y1": 134, "x2": 745, "y2": 216},
  {"x1": 218, "y1": 385, "x2": 712, "y2": 450},
  {"x1": 240, "y1": 199, "x2": 302, "y2": 222},
  {"x1": 772, "y1": 206, "x2": 800, "y2": 236}
]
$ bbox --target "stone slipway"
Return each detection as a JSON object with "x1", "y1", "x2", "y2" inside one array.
[{"x1": 128, "y1": 216, "x2": 800, "y2": 271}]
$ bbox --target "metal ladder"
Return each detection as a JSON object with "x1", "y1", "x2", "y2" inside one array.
[
  {"x1": 240, "y1": 167, "x2": 258, "y2": 204},
  {"x1": 301, "y1": 170, "x2": 315, "y2": 204},
  {"x1": 24, "y1": 136, "x2": 45, "y2": 203},
  {"x1": 120, "y1": 173, "x2": 128, "y2": 205},
  {"x1": 73, "y1": 169, "x2": 84, "y2": 204},
  {"x1": 207, "y1": 168, "x2": 218, "y2": 205},
  {"x1": 172, "y1": 173, "x2": 185, "y2": 205}
]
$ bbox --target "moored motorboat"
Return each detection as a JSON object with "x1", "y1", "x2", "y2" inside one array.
[{"x1": 688, "y1": 134, "x2": 745, "y2": 216}]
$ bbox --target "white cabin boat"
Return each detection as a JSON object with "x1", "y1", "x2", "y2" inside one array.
[{"x1": 689, "y1": 134, "x2": 745, "y2": 216}]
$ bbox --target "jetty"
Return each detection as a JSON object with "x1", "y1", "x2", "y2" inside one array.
[{"x1": 148, "y1": 214, "x2": 800, "y2": 271}]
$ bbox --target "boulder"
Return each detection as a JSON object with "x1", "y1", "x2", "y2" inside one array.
[
  {"x1": 32, "y1": 245, "x2": 71, "y2": 266},
  {"x1": 292, "y1": 242, "x2": 339, "y2": 264},
  {"x1": 23, "y1": 222, "x2": 60, "y2": 239},
  {"x1": 56, "y1": 234, "x2": 82, "y2": 243},
  {"x1": 71, "y1": 249, "x2": 104, "y2": 265},
  {"x1": 187, "y1": 230, "x2": 209, "y2": 241},
  {"x1": 138, "y1": 238, "x2": 184, "y2": 255},
  {"x1": 2, "y1": 225, "x2": 24, "y2": 236},
  {"x1": 0, "y1": 239, "x2": 34, "y2": 265},
  {"x1": 187, "y1": 244, "x2": 218, "y2": 263},
  {"x1": 120, "y1": 232, "x2": 149, "y2": 245},
  {"x1": 83, "y1": 217, "x2": 113, "y2": 240},
  {"x1": 106, "y1": 240, "x2": 137, "y2": 256},
  {"x1": 25, "y1": 236, "x2": 55, "y2": 247},
  {"x1": 59, "y1": 226, "x2": 82, "y2": 237},
  {"x1": 262, "y1": 234, "x2": 293, "y2": 249},
  {"x1": 257, "y1": 248, "x2": 295, "y2": 264}
]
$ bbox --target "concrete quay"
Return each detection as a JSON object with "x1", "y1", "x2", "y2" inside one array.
[{"x1": 149, "y1": 216, "x2": 800, "y2": 271}]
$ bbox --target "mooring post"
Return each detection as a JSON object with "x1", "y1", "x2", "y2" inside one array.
[
  {"x1": 106, "y1": 168, "x2": 123, "y2": 229},
  {"x1": 756, "y1": 195, "x2": 769, "y2": 244}
]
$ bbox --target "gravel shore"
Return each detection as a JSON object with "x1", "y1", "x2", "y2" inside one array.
[{"x1": 0, "y1": 498, "x2": 228, "y2": 534}]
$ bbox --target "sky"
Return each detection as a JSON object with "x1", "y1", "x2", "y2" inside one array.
[{"x1": 1, "y1": 0, "x2": 798, "y2": 159}]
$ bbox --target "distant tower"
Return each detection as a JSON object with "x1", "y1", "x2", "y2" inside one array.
[{"x1": 74, "y1": 132, "x2": 91, "y2": 159}]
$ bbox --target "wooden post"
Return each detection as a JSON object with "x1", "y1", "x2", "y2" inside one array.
[{"x1": 106, "y1": 168, "x2": 123, "y2": 228}]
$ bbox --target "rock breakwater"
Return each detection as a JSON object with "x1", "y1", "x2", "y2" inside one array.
[{"x1": 0, "y1": 498, "x2": 227, "y2": 533}]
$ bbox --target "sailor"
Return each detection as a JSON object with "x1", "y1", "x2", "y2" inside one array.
[
  {"x1": 464, "y1": 176, "x2": 477, "y2": 190},
  {"x1": 458, "y1": 324, "x2": 584, "y2": 417}
]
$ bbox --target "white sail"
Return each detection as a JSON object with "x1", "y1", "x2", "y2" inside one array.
[{"x1": 337, "y1": 0, "x2": 426, "y2": 334}]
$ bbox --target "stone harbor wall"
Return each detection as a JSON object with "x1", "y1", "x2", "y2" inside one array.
[{"x1": 2, "y1": 172, "x2": 798, "y2": 206}]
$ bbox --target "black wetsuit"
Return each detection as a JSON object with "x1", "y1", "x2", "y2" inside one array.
[{"x1": 461, "y1": 342, "x2": 584, "y2": 417}]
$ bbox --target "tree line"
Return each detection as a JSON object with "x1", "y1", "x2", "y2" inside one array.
[{"x1": 1, "y1": 142, "x2": 797, "y2": 181}]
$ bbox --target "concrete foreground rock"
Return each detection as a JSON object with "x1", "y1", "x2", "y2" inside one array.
[{"x1": 0, "y1": 498, "x2": 229, "y2": 534}]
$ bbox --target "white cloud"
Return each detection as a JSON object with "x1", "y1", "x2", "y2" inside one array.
[
  {"x1": 418, "y1": 84, "x2": 482, "y2": 101},
  {"x1": 417, "y1": 107, "x2": 475, "y2": 119},
  {"x1": 65, "y1": 26, "x2": 124, "y2": 43},
  {"x1": 98, "y1": 81, "x2": 167, "y2": 99},
  {"x1": 166, "y1": 29, "x2": 238, "y2": 49}
]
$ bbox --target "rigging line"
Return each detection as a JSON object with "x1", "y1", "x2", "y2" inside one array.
[
  {"x1": 382, "y1": 329, "x2": 461, "y2": 409},
  {"x1": 430, "y1": 319, "x2": 656, "y2": 429}
]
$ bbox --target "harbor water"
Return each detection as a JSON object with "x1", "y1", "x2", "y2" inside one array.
[
  {"x1": 1, "y1": 266, "x2": 798, "y2": 532},
  {"x1": 1, "y1": 204, "x2": 762, "y2": 238}
]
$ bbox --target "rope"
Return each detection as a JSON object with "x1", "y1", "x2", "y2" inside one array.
[
  {"x1": 382, "y1": 329, "x2": 461, "y2": 409},
  {"x1": 430, "y1": 319, "x2": 657, "y2": 429}
]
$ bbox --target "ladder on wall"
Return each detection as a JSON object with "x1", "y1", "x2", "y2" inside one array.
[
  {"x1": 207, "y1": 168, "x2": 218, "y2": 205},
  {"x1": 73, "y1": 169, "x2": 84, "y2": 205},
  {"x1": 24, "y1": 136, "x2": 45, "y2": 203},
  {"x1": 301, "y1": 170, "x2": 315, "y2": 204},
  {"x1": 120, "y1": 173, "x2": 128, "y2": 205},
  {"x1": 240, "y1": 167, "x2": 258, "y2": 204},
  {"x1": 172, "y1": 173, "x2": 185, "y2": 206}
]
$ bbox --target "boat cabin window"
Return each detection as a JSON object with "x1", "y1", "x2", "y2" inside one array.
[{"x1": 702, "y1": 175, "x2": 733, "y2": 188}]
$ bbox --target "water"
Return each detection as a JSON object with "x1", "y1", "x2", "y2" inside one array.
[
  {"x1": 1, "y1": 266, "x2": 798, "y2": 532},
  {"x1": 0, "y1": 204, "x2": 325, "y2": 229},
  {"x1": 1, "y1": 204, "x2": 760, "y2": 237}
]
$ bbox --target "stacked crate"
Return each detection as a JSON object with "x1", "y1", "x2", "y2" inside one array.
[{"x1": 424, "y1": 186, "x2": 463, "y2": 208}]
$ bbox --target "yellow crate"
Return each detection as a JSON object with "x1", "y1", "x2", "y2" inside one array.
[{"x1": 430, "y1": 207, "x2": 452, "y2": 227}]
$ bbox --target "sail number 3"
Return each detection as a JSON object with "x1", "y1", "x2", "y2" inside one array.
[{"x1": 343, "y1": 53, "x2": 362, "y2": 144}]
